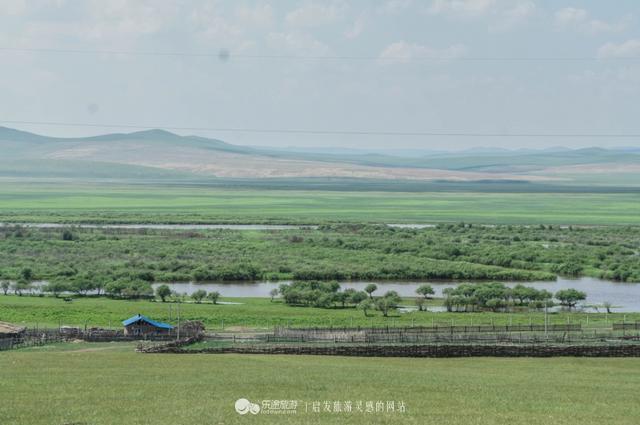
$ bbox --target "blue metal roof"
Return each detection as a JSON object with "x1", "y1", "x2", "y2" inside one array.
[{"x1": 122, "y1": 314, "x2": 173, "y2": 329}]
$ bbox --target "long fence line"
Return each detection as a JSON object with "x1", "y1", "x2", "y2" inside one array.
[
  {"x1": 0, "y1": 327, "x2": 192, "y2": 352},
  {"x1": 144, "y1": 342, "x2": 640, "y2": 357},
  {"x1": 3, "y1": 322, "x2": 640, "y2": 355}
]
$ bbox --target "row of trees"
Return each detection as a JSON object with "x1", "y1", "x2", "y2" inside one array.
[
  {"x1": 277, "y1": 281, "x2": 589, "y2": 316},
  {"x1": 154, "y1": 284, "x2": 220, "y2": 304},
  {"x1": 443, "y1": 282, "x2": 587, "y2": 312},
  {"x1": 277, "y1": 281, "x2": 403, "y2": 317}
]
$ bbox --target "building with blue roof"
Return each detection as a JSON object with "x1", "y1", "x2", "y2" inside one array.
[{"x1": 122, "y1": 314, "x2": 174, "y2": 336}]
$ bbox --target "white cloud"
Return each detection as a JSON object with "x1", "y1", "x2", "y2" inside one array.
[
  {"x1": 285, "y1": 1, "x2": 346, "y2": 28},
  {"x1": 379, "y1": 41, "x2": 468, "y2": 63},
  {"x1": 267, "y1": 32, "x2": 331, "y2": 56},
  {"x1": 0, "y1": 0, "x2": 27, "y2": 16},
  {"x1": 344, "y1": 15, "x2": 366, "y2": 39},
  {"x1": 554, "y1": 7, "x2": 587, "y2": 26},
  {"x1": 377, "y1": 0, "x2": 413, "y2": 15},
  {"x1": 427, "y1": 0, "x2": 497, "y2": 17},
  {"x1": 598, "y1": 39, "x2": 640, "y2": 58},
  {"x1": 190, "y1": 3, "x2": 245, "y2": 47},
  {"x1": 554, "y1": 7, "x2": 630, "y2": 34},
  {"x1": 489, "y1": 1, "x2": 536, "y2": 32},
  {"x1": 235, "y1": 4, "x2": 274, "y2": 28},
  {"x1": 426, "y1": 0, "x2": 535, "y2": 31}
]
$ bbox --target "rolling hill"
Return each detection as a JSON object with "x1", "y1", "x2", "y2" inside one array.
[{"x1": 1, "y1": 126, "x2": 638, "y2": 187}]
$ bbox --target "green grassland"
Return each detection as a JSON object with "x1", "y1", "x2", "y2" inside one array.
[
  {"x1": 0, "y1": 182, "x2": 639, "y2": 225},
  {"x1": 1, "y1": 343, "x2": 639, "y2": 425},
  {"x1": 1, "y1": 295, "x2": 637, "y2": 330}
]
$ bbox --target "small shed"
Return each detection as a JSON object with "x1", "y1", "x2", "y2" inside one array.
[
  {"x1": 0, "y1": 321, "x2": 26, "y2": 339},
  {"x1": 122, "y1": 314, "x2": 173, "y2": 336}
]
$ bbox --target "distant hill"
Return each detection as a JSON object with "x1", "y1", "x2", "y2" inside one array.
[{"x1": 1, "y1": 126, "x2": 638, "y2": 186}]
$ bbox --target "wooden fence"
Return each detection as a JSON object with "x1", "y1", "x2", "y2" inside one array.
[{"x1": 144, "y1": 342, "x2": 640, "y2": 357}]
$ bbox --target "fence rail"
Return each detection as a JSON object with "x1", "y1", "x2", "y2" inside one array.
[
  {"x1": 147, "y1": 342, "x2": 640, "y2": 357},
  {"x1": 3, "y1": 322, "x2": 639, "y2": 354}
]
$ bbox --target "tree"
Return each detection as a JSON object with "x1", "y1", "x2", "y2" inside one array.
[
  {"x1": 415, "y1": 297, "x2": 426, "y2": 312},
  {"x1": 105, "y1": 279, "x2": 153, "y2": 299},
  {"x1": 62, "y1": 229, "x2": 74, "y2": 241},
  {"x1": 121, "y1": 281, "x2": 153, "y2": 299},
  {"x1": 603, "y1": 301, "x2": 613, "y2": 314},
  {"x1": 206, "y1": 291, "x2": 220, "y2": 304},
  {"x1": 349, "y1": 291, "x2": 368, "y2": 306},
  {"x1": 43, "y1": 281, "x2": 71, "y2": 298},
  {"x1": 364, "y1": 283, "x2": 377, "y2": 299},
  {"x1": 416, "y1": 284, "x2": 435, "y2": 299},
  {"x1": 375, "y1": 291, "x2": 402, "y2": 317},
  {"x1": 156, "y1": 284, "x2": 172, "y2": 302},
  {"x1": 93, "y1": 279, "x2": 106, "y2": 296},
  {"x1": 70, "y1": 278, "x2": 96, "y2": 296},
  {"x1": 555, "y1": 289, "x2": 587, "y2": 310},
  {"x1": 12, "y1": 280, "x2": 32, "y2": 296},
  {"x1": 1, "y1": 281, "x2": 9, "y2": 295},
  {"x1": 334, "y1": 291, "x2": 352, "y2": 308},
  {"x1": 357, "y1": 299, "x2": 374, "y2": 317},
  {"x1": 269, "y1": 288, "x2": 279, "y2": 302},
  {"x1": 20, "y1": 268, "x2": 34, "y2": 281},
  {"x1": 191, "y1": 289, "x2": 207, "y2": 304}
]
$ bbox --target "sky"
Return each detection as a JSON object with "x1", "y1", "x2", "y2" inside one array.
[{"x1": 1, "y1": 0, "x2": 639, "y2": 150}]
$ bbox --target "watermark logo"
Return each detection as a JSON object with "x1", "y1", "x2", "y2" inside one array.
[
  {"x1": 235, "y1": 398, "x2": 261, "y2": 415},
  {"x1": 234, "y1": 398, "x2": 406, "y2": 416}
]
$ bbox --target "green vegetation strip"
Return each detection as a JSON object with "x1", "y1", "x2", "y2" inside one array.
[
  {"x1": 1, "y1": 295, "x2": 638, "y2": 330},
  {"x1": 1, "y1": 224, "x2": 638, "y2": 289},
  {"x1": 1, "y1": 182, "x2": 640, "y2": 225}
]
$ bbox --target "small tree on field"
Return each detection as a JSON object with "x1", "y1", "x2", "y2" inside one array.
[
  {"x1": 12, "y1": 280, "x2": 32, "y2": 296},
  {"x1": 334, "y1": 291, "x2": 350, "y2": 308},
  {"x1": 1, "y1": 281, "x2": 9, "y2": 295},
  {"x1": 416, "y1": 284, "x2": 435, "y2": 300},
  {"x1": 44, "y1": 281, "x2": 70, "y2": 298},
  {"x1": 555, "y1": 289, "x2": 586, "y2": 310},
  {"x1": 415, "y1": 297, "x2": 426, "y2": 311},
  {"x1": 156, "y1": 284, "x2": 172, "y2": 302},
  {"x1": 206, "y1": 291, "x2": 220, "y2": 304},
  {"x1": 358, "y1": 299, "x2": 374, "y2": 317},
  {"x1": 375, "y1": 291, "x2": 402, "y2": 317},
  {"x1": 20, "y1": 268, "x2": 34, "y2": 281},
  {"x1": 603, "y1": 301, "x2": 613, "y2": 314},
  {"x1": 191, "y1": 289, "x2": 207, "y2": 304},
  {"x1": 349, "y1": 291, "x2": 368, "y2": 306},
  {"x1": 364, "y1": 283, "x2": 377, "y2": 299},
  {"x1": 269, "y1": 288, "x2": 279, "y2": 302}
]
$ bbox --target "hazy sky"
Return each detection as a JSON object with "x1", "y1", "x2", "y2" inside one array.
[{"x1": 1, "y1": 0, "x2": 639, "y2": 150}]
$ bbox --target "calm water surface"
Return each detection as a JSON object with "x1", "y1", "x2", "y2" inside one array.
[{"x1": 154, "y1": 277, "x2": 640, "y2": 312}]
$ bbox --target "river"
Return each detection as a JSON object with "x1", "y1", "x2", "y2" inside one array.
[{"x1": 152, "y1": 277, "x2": 640, "y2": 312}]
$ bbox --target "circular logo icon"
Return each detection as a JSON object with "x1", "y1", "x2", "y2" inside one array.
[
  {"x1": 250, "y1": 403, "x2": 261, "y2": 415},
  {"x1": 235, "y1": 398, "x2": 251, "y2": 415},
  {"x1": 235, "y1": 398, "x2": 260, "y2": 415}
]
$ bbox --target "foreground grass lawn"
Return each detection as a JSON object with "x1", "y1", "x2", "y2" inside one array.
[{"x1": 1, "y1": 343, "x2": 639, "y2": 424}]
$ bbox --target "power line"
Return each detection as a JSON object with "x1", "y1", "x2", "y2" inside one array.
[
  {"x1": 2, "y1": 120, "x2": 639, "y2": 138},
  {"x1": 0, "y1": 46, "x2": 637, "y2": 62}
]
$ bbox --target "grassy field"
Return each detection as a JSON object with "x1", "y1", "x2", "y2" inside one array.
[
  {"x1": 1, "y1": 182, "x2": 639, "y2": 225},
  {"x1": 1, "y1": 342, "x2": 639, "y2": 424},
  {"x1": 1, "y1": 295, "x2": 637, "y2": 330}
]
